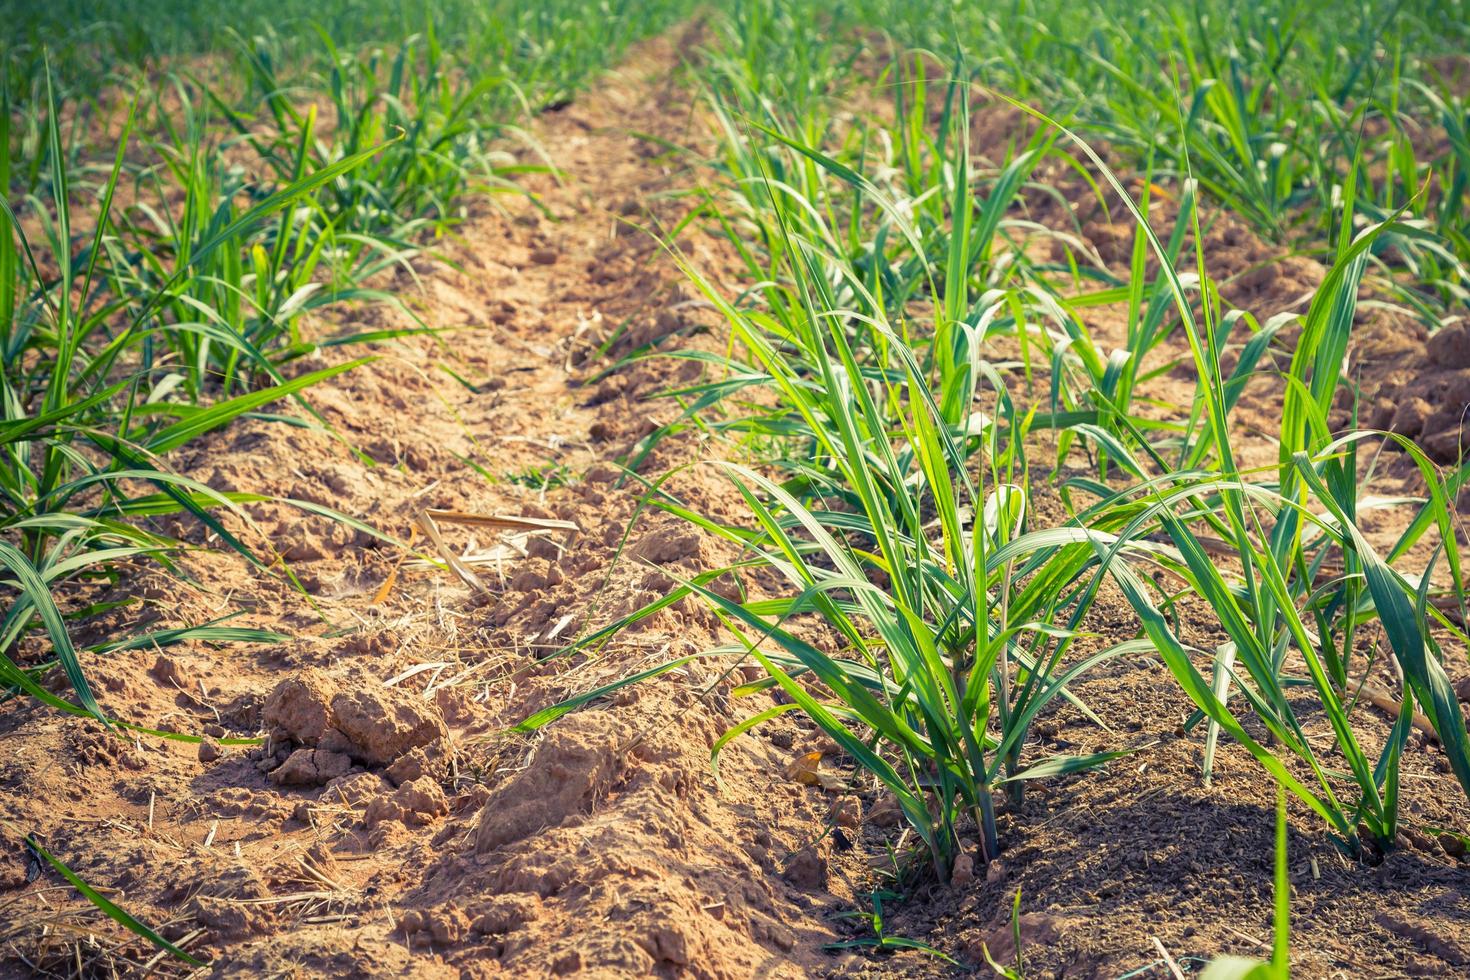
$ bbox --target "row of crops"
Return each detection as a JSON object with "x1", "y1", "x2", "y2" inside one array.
[
  {"x1": 534, "y1": 0, "x2": 1470, "y2": 966},
  {"x1": 4, "y1": 0, "x2": 1470, "y2": 971},
  {"x1": 0, "y1": 0, "x2": 694, "y2": 728}
]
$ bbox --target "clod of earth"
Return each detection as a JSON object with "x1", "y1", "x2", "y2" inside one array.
[
  {"x1": 969, "y1": 913, "x2": 1070, "y2": 967},
  {"x1": 475, "y1": 712, "x2": 625, "y2": 854},
  {"x1": 364, "y1": 776, "x2": 450, "y2": 829},
  {"x1": 269, "y1": 748, "x2": 353, "y2": 786},
  {"x1": 261, "y1": 670, "x2": 448, "y2": 779},
  {"x1": 1427, "y1": 324, "x2": 1470, "y2": 370}
]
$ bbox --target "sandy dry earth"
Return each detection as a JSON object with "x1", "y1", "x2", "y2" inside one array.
[{"x1": 3, "y1": 24, "x2": 1470, "y2": 980}]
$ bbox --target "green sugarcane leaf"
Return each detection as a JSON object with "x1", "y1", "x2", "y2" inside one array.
[
  {"x1": 25, "y1": 835, "x2": 203, "y2": 966},
  {"x1": 0, "y1": 542, "x2": 104, "y2": 725}
]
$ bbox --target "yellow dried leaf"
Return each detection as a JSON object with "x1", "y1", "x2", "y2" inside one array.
[{"x1": 784, "y1": 751, "x2": 822, "y2": 786}]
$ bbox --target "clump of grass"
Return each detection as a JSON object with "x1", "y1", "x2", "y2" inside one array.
[
  {"x1": 860, "y1": 0, "x2": 1470, "y2": 303},
  {"x1": 522, "y1": 39, "x2": 1157, "y2": 875},
  {"x1": 523, "y1": 7, "x2": 1469, "y2": 889},
  {"x1": 1013, "y1": 93, "x2": 1470, "y2": 854},
  {"x1": 524, "y1": 289, "x2": 1140, "y2": 874},
  {"x1": 0, "y1": 67, "x2": 382, "y2": 719}
]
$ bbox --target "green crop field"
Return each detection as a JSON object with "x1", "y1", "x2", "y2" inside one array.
[{"x1": 2, "y1": 0, "x2": 1468, "y2": 975}]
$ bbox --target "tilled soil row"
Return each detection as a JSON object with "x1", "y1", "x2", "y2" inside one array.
[{"x1": 2, "y1": 29, "x2": 846, "y2": 980}]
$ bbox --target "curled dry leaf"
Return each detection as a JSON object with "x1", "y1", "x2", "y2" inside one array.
[
  {"x1": 784, "y1": 751, "x2": 822, "y2": 786},
  {"x1": 415, "y1": 508, "x2": 580, "y2": 593}
]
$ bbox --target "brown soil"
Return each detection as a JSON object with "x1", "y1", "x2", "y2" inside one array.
[
  {"x1": 1360, "y1": 319, "x2": 1470, "y2": 464},
  {"x1": 3, "y1": 24, "x2": 1469, "y2": 980},
  {"x1": 2, "y1": 29, "x2": 843, "y2": 979}
]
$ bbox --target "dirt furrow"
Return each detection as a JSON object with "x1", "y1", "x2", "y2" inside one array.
[{"x1": 2, "y1": 30, "x2": 843, "y2": 980}]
